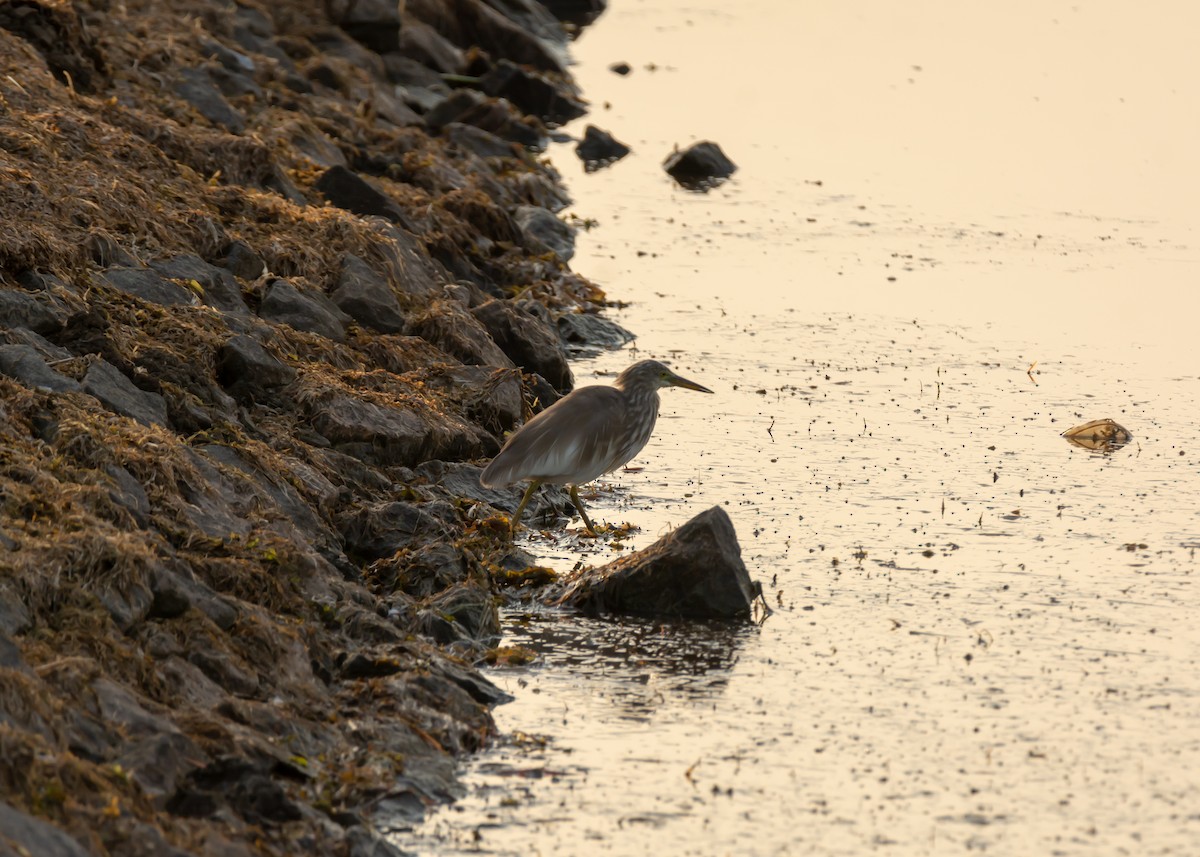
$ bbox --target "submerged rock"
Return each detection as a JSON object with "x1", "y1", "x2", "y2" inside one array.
[
  {"x1": 576, "y1": 124, "x2": 630, "y2": 170},
  {"x1": 558, "y1": 506, "x2": 759, "y2": 618},
  {"x1": 663, "y1": 140, "x2": 738, "y2": 190}
]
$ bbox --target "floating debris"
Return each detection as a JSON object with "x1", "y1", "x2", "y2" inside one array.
[{"x1": 1061, "y1": 418, "x2": 1132, "y2": 452}]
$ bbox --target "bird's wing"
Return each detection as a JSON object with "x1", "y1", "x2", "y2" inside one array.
[{"x1": 480, "y1": 386, "x2": 628, "y2": 486}]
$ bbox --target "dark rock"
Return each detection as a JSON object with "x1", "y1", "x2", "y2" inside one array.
[
  {"x1": 663, "y1": 141, "x2": 738, "y2": 190},
  {"x1": 93, "y1": 574, "x2": 154, "y2": 632},
  {"x1": 471, "y1": 298, "x2": 572, "y2": 392},
  {"x1": 330, "y1": 255, "x2": 406, "y2": 333},
  {"x1": 430, "y1": 655, "x2": 512, "y2": 705},
  {"x1": 222, "y1": 240, "x2": 266, "y2": 280},
  {"x1": 608, "y1": 60, "x2": 631, "y2": 75},
  {"x1": 0, "y1": 631, "x2": 26, "y2": 671},
  {"x1": 0, "y1": 581, "x2": 31, "y2": 636},
  {"x1": 208, "y1": 63, "x2": 264, "y2": 100},
  {"x1": 84, "y1": 231, "x2": 141, "y2": 267},
  {"x1": 479, "y1": 59, "x2": 587, "y2": 126},
  {"x1": 258, "y1": 279, "x2": 348, "y2": 342},
  {"x1": 307, "y1": 392, "x2": 469, "y2": 467},
  {"x1": 0, "y1": 801, "x2": 91, "y2": 857},
  {"x1": 340, "y1": 500, "x2": 456, "y2": 561},
  {"x1": 558, "y1": 506, "x2": 759, "y2": 618},
  {"x1": 443, "y1": 122, "x2": 518, "y2": 160},
  {"x1": 406, "y1": 299, "x2": 515, "y2": 370},
  {"x1": 99, "y1": 267, "x2": 200, "y2": 307},
  {"x1": 424, "y1": 89, "x2": 545, "y2": 149},
  {"x1": 0, "y1": 289, "x2": 66, "y2": 334},
  {"x1": 474, "y1": 0, "x2": 568, "y2": 48},
  {"x1": 368, "y1": 222, "x2": 444, "y2": 298},
  {"x1": 344, "y1": 827, "x2": 410, "y2": 857},
  {"x1": 328, "y1": 0, "x2": 403, "y2": 52},
  {"x1": 16, "y1": 269, "x2": 72, "y2": 293},
  {"x1": 417, "y1": 582, "x2": 499, "y2": 644},
  {"x1": 0, "y1": 0, "x2": 106, "y2": 92},
  {"x1": 420, "y1": 459, "x2": 569, "y2": 523},
  {"x1": 216, "y1": 334, "x2": 297, "y2": 402},
  {"x1": 105, "y1": 463, "x2": 151, "y2": 528},
  {"x1": 525, "y1": 371, "x2": 561, "y2": 412},
  {"x1": 119, "y1": 732, "x2": 210, "y2": 809},
  {"x1": 316, "y1": 165, "x2": 407, "y2": 223},
  {"x1": 199, "y1": 38, "x2": 256, "y2": 74},
  {"x1": 339, "y1": 652, "x2": 402, "y2": 680},
  {"x1": 514, "y1": 205, "x2": 575, "y2": 261},
  {"x1": 406, "y1": 0, "x2": 567, "y2": 74},
  {"x1": 0, "y1": 344, "x2": 80, "y2": 393},
  {"x1": 188, "y1": 648, "x2": 261, "y2": 697},
  {"x1": 543, "y1": 0, "x2": 608, "y2": 26},
  {"x1": 94, "y1": 678, "x2": 182, "y2": 738},
  {"x1": 370, "y1": 540, "x2": 469, "y2": 598},
  {"x1": 158, "y1": 656, "x2": 230, "y2": 709},
  {"x1": 82, "y1": 359, "x2": 169, "y2": 427},
  {"x1": 175, "y1": 67, "x2": 246, "y2": 133},
  {"x1": 150, "y1": 254, "x2": 250, "y2": 315},
  {"x1": 576, "y1": 124, "x2": 630, "y2": 171},
  {"x1": 556, "y1": 310, "x2": 636, "y2": 356},
  {"x1": 230, "y1": 773, "x2": 303, "y2": 824},
  {"x1": 443, "y1": 364, "x2": 524, "y2": 434},
  {"x1": 397, "y1": 18, "x2": 464, "y2": 73}
]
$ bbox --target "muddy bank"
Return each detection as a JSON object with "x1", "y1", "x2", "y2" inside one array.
[{"x1": 0, "y1": 1, "x2": 612, "y2": 854}]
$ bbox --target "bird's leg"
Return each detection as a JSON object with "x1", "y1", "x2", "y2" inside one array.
[
  {"x1": 510, "y1": 480, "x2": 540, "y2": 536},
  {"x1": 568, "y1": 484, "x2": 597, "y2": 535}
]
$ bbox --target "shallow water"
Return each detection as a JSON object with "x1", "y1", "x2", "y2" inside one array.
[{"x1": 397, "y1": 2, "x2": 1200, "y2": 854}]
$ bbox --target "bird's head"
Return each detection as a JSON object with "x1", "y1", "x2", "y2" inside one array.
[{"x1": 616, "y1": 359, "x2": 714, "y2": 394}]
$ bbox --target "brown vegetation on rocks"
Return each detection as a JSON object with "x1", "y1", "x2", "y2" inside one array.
[{"x1": 0, "y1": 0, "x2": 610, "y2": 853}]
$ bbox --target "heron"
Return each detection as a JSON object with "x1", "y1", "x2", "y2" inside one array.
[{"x1": 479, "y1": 359, "x2": 714, "y2": 535}]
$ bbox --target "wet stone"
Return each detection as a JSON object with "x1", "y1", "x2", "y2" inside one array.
[
  {"x1": 105, "y1": 463, "x2": 151, "y2": 527},
  {"x1": 407, "y1": 299, "x2": 515, "y2": 370},
  {"x1": 663, "y1": 140, "x2": 738, "y2": 190},
  {"x1": 82, "y1": 359, "x2": 169, "y2": 427},
  {"x1": 0, "y1": 288, "x2": 67, "y2": 334},
  {"x1": 216, "y1": 334, "x2": 297, "y2": 403},
  {"x1": 417, "y1": 581, "x2": 500, "y2": 644},
  {"x1": 258, "y1": 279, "x2": 348, "y2": 342},
  {"x1": 0, "y1": 344, "x2": 80, "y2": 393},
  {"x1": 479, "y1": 59, "x2": 587, "y2": 126},
  {"x1": 222, "y1": 240, "x2": 266, "y2": 280},
  {"x1": 0, "y1": 801, "x2": 91, "y2": 857},
  {"x1": 558, "y1": 506, "x2": 759, "y2": 619},
  {"x1": 99, "y1": 267, "x2": 200, "y2": 307},
  {"x1": 340, "y1": 500, "x2": 457, "y2": 561},
  {"x1": 315, "y1": 165, "x2": 408, "y2": 223},
  {"x1": 556, "y1": 310, "x2": 636, "y2": 356},
  {"x1": 514, "y1": 204, "x2": 575, "y2": 261},
  {"x1": 443, "y1": 122, "x2": 518, "y2": 160},
  {"x1": 576, "y1": 124, "x2": 631, "y2": 171},
  {"x1": 150, "y1": 254, "x2": 250, "y2": 315},
  {"x1": 175, "y1": 67, "x2": 246, "y2": 134},
  {"x1": 331, "y1": 254, "x2": 406, "y2": 334},
  {"x1": 398, "y1": 19, "x2": 465, "y2": 74},
  {"x1": 84, "y1": 231, "x2": 141, "y2": 267},
  {"x1": 472, "y1": 298, "x2": 572, "y2": 392},
  {"x1": 328, "y1": 0, "x2": 403, "y2": 53}
]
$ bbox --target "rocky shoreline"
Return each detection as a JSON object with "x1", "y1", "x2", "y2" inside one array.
[{"x1": 0, "y1": 1, "x2": 618, "y2": 854}]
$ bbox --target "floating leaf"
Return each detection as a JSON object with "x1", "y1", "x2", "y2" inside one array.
[{"x1": 1061, "y1": 418, "x2": 1132, "y2": 452}]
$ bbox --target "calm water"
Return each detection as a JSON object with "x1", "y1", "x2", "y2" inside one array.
[{"x1": 397, "y1": 2, "x2": 1200, "y2": 854}]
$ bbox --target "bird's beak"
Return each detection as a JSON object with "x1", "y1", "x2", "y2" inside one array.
[{"x1": 668, "y1": 372, "x2": 714, "y2": 394}]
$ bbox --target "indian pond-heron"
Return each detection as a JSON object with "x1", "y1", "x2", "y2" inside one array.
[{"x1": 479, "y1": 359, "x2": 714, "y2": 534}]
